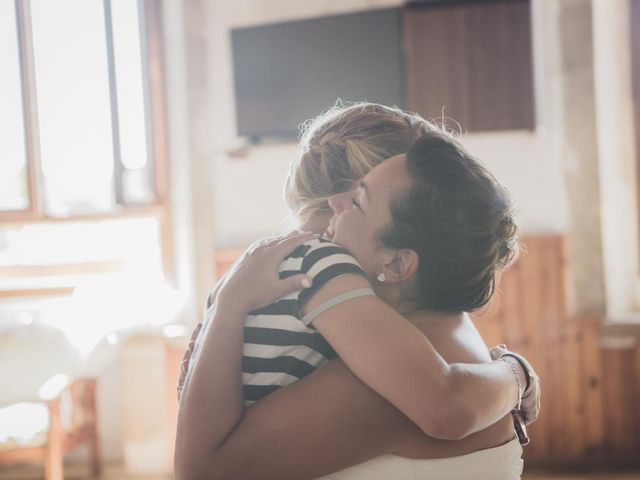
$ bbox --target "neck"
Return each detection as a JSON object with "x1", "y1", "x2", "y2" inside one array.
[
  {"x1": 299, "y1": 212, "x2": 332, "y2": 236},
  {"x1": 374, "y1": 283, "x2": 421, "y2": 316}
]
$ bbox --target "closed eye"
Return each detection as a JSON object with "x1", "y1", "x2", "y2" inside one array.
[{"x1": 351, "y1": 197, "x2": 361, "y2": 209}]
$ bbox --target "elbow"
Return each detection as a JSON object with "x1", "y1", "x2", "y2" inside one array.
[
  {"x1": 417, "y1": 405, "x2": 477, "y2": 441},
  {"x1": 415, "y1": 372, "x2": 477, "y2": 441}
]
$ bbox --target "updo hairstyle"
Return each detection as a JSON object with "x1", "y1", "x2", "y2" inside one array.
[{"x1": 381, "y1": 132, "x2": 519, "y2": 313}]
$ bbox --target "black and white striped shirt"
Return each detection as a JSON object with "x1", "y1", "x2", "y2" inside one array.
[{"x1": 240, "y1": 238, "x2": 366, "y2": 404}]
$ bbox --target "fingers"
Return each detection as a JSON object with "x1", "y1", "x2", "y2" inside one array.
[
  {"x1": 247, "y1": 231, "x2": 313, "y2": 257},
  {"x1": 522, "y1": 376, "x2": 541, "y2": 425},
  {"x1": 489, "y1": 344, "x2": 508, "y2": 361},
  {"x1": 274, "y1": 274, "x2": 313, "y2": 298},
  {"x1": 273, "y1": 232, "x2": 316, "y2": 256},
  {"x1": 250, "y1": 232, "x2": 317, "y2": 265}
]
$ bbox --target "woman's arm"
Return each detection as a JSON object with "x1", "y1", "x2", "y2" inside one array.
[
  {"x1": 175, "y1": 301, "x2": 527, "y2": 479},
  {"x1": 175, "y1": 233, "x2": 315, "y2": 480},
  {"x1": 300, "y1": 273, "x2": 522, "y2": 440},
  {"x1": 179, "y1": 350, "x2": 518, "y2": 480},
  {"x1": 174, "y1": 301, "x2": 245, "y2": 480},
  {"x1": 198, "y1": 357, "x2": 415, "y2": 480}
]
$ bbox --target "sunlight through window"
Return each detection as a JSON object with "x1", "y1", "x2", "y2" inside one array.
[
  {"x1": 0, "y1": 1, "x2": 28, "y2": 211},
  {"x1": 111, "y1": 0, "x2": 154, "y2": 203},
  {"x1": 31, "y1": 0, "x2": 115, "y2": 216}
]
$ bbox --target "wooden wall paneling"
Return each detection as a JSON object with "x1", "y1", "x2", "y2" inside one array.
[
  {"x1": 602, "y1": 346, "x2": 640, "y2": 463},
  {"x1": 557, "y1": 316, "x2": 585, "y2": 461},
  {"x1": 547, "y1": 237, "x2": 585, "y2": 461},
  {"x1": 465, "y1": 0, "x2": 534, "y2": 131},
  {"x1": 516, "y1": 237, "x2": 546, "y2": 351},
  {"x1": 633, "y1": 345, "x2": 640, "y2": 455},
  {"x1": 579, "y1": 315, "x2": 605, "y2": 462},
  {"x1": 403, "y1": 5, "x2": 470, "y2": 126},
  {"x1": 534, "y1": 236, "x2": 557, "y2": 462},
  {"x1": 601, "y1": 348, "x2": 627, "y2": 461},
  {"x1": 621, "y1": 347, "x2": 640, "y2": 460},
  {"x1": 502, "y1": 252, "x2": 528, "y2": 350},
  {"x1": 516, "y1": 237, "x2": 551, "y2": 460},
  {"x1": 403, "y1": 0, "x2": 534, "y2": 132}
]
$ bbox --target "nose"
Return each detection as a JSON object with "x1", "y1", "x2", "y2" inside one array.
[{"x1": 328, "y1": 190, "x2": 351, "y2": 213}]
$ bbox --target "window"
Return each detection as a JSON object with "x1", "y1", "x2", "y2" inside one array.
[{"x1": 0, "y1": 0, "x2": 171, "y2": 293}]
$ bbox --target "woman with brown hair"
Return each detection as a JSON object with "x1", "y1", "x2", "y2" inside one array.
[{"x1": 176, "y1": 103, "x2": 539, "y2": 479}]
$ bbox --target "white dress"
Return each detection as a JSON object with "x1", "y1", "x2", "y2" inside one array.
[{"x1": 316, "y1": 437, "x2": 523, "y2": 480}]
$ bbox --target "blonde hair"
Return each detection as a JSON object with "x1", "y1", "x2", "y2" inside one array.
[{"x1": 284, "y1": 102, "x2": 435, "y2": 224}]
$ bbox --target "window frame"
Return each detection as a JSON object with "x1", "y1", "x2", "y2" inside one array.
[{"x1": 1, "y1": 0, "x2": 174, "y2": 284}]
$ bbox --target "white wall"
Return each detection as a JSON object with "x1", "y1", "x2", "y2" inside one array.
[{"x1": 198, "y1": 0, "x2": 569, "y2": 250}]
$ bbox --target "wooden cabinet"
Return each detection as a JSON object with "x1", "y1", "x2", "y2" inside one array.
[{"x1": 403, "y1": 0, "x2": 535, "y2": 131}]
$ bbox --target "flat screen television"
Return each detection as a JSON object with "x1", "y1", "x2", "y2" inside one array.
[{"x1": 231, "y1": 8, "x2": 404, "y2": 140}]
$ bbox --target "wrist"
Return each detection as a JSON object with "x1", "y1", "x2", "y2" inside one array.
[
  {"x1": 214, "y1": 283, "x2": 252, "y2": 315},
  {"x1": 501, "y1": 352, "x2": 533, "y2": 394},
  {"x1": 212, "y1": 298, "x2": 250, "y2": 323},
  {"x1": 499, "y1": 356, "x2": 523, "y2": 411}
]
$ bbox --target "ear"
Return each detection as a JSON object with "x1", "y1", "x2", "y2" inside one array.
[{"x1": 382, "y1": 248, "x2": 419, "y2": 284}]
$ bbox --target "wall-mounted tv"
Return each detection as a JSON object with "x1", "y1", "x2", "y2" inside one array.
[{"x1": 231, "y1": 8, "x2": 404, "y2": 140}]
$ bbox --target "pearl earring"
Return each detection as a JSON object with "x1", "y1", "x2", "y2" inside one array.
[{"x1": 377, "y1": 272, "x2": 386, "y2": 283}]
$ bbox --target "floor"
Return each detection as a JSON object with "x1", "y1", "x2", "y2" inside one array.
[
  {"x1": 0, "y1": 463, "x2": 638, "y2": 479},
  {"x1": 525, "y1": 475, "x2": 640, "y2": 480},
  {"x1": 0, "y1": 463, "x2": 170, "y2": 480}
]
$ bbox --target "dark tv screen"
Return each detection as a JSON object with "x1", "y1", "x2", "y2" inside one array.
[{"x1": 231, "y1": 8, "x2": 403, "y2": 139}]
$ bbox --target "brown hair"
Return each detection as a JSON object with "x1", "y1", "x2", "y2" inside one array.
[
  {"x1": 380, "y1": 132, "x2": 519, "y2": 312},
  {"x1": 284, "y1": 102, "x2": 433, "y2": 224}
]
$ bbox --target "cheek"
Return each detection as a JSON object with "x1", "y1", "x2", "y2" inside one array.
[{"x1": 335, "y1": 218, "x2": 379, "y2": 270}]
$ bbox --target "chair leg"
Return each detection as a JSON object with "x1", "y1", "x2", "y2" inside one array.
[
  {"x1": 85, "y1": 378, "x2": 101, "y2": 477},
  {"x1": 44, "y1": 450, "x2": 63, "y2": 480},
  {"x1": 45, "y1": 398, "x2": 63, "y2": 480},
  {"x1": 89, "y1": 425, "x2": 101, "y2": 477}
]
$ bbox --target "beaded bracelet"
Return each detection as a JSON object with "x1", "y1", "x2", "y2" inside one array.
[
  {"x1": 501, "y1": 351, "x2": 535, "y2": 397},
  {"x1": 500, "y1": 356, "x2": 522, "y2": 412}
]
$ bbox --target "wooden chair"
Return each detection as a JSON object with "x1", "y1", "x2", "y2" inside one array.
[{"x1": 0, "y1": 377, "x2": 100, "y2": 480}]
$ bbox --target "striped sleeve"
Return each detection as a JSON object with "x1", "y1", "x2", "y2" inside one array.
[{"x1": 296, "y1": 239, "x2": 367, "y2": 309}]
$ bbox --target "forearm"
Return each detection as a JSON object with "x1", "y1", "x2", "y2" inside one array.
[
  {"x1": 203, "y1": 359, "x2": 411, "y2": 480},
  {"x1": 198, "y1": 358, "x2": 507, "y2": 480},
  {"x1": 311, "y1": 295, "x2": 461, "y2": 438},
  {"x1": 174, "y1": 302, "x2": 247, "y2": 479},
  {"x1": 312, "y1": 296, "x2": 521, "y2": 440},
  {"x1": 446, "y1": 359, "x2": 524, "y2": 438}
]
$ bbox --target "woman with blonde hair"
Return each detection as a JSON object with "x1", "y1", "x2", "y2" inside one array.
[{"x1": 176, "y1": 103, "x2": 539, "y2": 479}]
